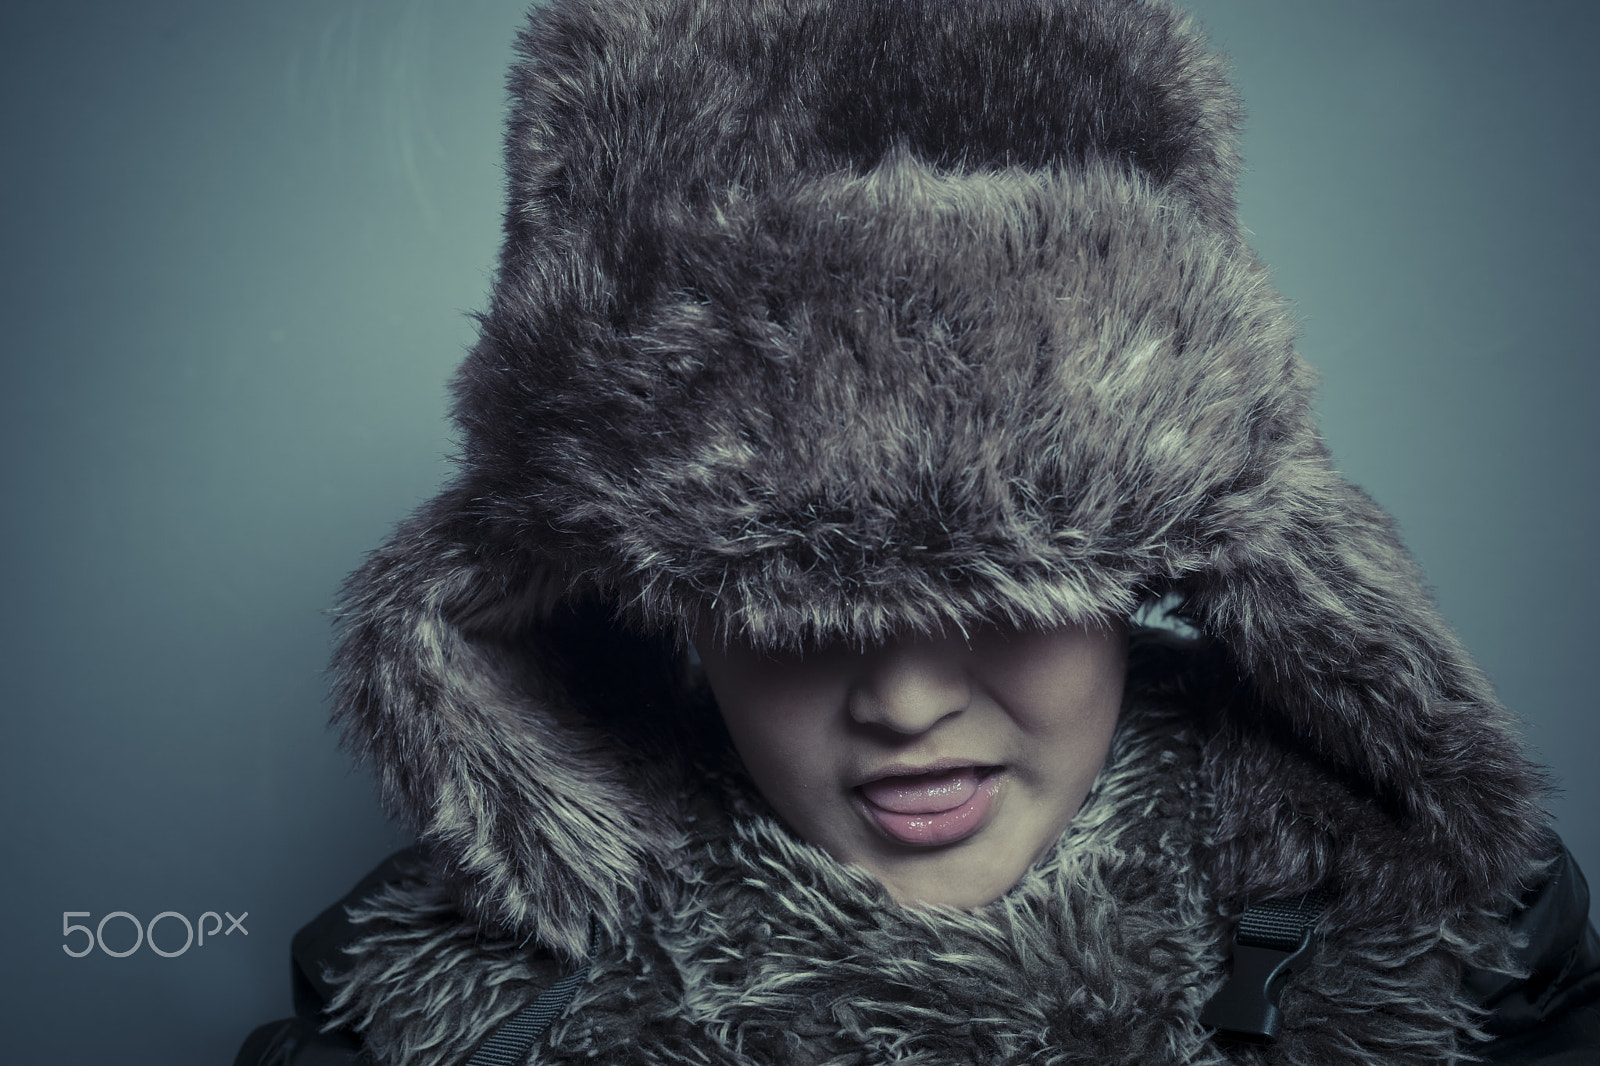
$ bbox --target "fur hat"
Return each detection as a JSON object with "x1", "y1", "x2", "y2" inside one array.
[{"x1": 333, "y1": 0, "x2": 1548, "y2": 962}]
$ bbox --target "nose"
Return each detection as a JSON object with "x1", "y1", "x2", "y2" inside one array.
[{"x1": 847, "y1": 640, "x2": 972, "y2": 735}]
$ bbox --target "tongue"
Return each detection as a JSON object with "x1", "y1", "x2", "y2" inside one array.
[{"x1": 860, "y1": 768, "x2": 980, "y2": 814}]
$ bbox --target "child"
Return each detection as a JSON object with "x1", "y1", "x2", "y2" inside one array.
[{"x1": 238, "y1": 0, "x2": 1599, "y2": 1062}]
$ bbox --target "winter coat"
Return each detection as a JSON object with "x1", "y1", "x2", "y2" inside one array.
[
  {"x1": 240, "y1": 0, "x2": 1599, "y2": 1061},
  {"x1": 237, "y1": 639, "x2": 1600, "y2": 1066}
]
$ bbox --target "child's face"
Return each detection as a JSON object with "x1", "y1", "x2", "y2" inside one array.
[{"x1": 696, "y1": 620, "x2": 1126, "y2": 908}]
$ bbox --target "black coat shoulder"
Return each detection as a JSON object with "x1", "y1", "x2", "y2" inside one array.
[
  {"x1": 234, "y1": 848, "x2": 425, "y2": 1066},
  {"x1": 1470, "y1": 842, "x2": 1600, "y2": 1063}
]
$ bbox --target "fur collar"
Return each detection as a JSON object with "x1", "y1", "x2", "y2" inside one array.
[{"x1": 325, "y1": 698, "x2": 1515, "y2": 1066}]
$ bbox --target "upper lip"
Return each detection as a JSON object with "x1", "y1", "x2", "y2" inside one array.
[{"x1": 851, "y1": 758, "x2": 998, "y2": 789}]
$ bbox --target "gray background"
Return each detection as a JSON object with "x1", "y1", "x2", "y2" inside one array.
[{"x1": 1, "y1": 2, "x2": 1593, "y2": 1062}]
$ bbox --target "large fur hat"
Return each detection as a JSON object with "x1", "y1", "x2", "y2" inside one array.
[{"x1": 333, "y1": 0, "x2": 1548, "y2": 962}]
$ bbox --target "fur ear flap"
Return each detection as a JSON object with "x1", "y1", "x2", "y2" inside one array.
[
  {"x1": 1181, "y1": 455, "x2": 1549, "y2": 923},
  {"x1": 330, "y1": 483, "x2": 688, "y2": 962}
]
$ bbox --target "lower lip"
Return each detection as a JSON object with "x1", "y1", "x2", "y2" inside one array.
[{"x1": 858, "y1": 771, "x2": 1004, "y2": 847}]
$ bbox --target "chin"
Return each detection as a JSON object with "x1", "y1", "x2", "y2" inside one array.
[{"x1": 869, "y1": 857, "x2": 1020, "y2": 910}]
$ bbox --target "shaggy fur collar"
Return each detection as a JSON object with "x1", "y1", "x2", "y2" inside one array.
[{"x1": 324, "y1": 699, "x2": 1517, "y2": 1066}]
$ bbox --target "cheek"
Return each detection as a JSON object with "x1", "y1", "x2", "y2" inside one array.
[
  {"x1": 984, "y1": 631, "x2": 1127, "y2": 736},
  {"x1": 699, "y1": 654, "x2": 846, "y2": 798},
  {"x1": 724, "y1": 705, "x2": 822, "y2": 782},
  {"x1": 716, "y1": 691, "x2": 850, "y2": 842}
]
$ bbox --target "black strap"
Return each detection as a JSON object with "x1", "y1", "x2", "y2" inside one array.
[
  {"x1": 463, "y1": 928, "x2": 597, "y2": 1066},
  {"x1": 1201, "y1": 890, "x2": 1329, "y2": 1043}
]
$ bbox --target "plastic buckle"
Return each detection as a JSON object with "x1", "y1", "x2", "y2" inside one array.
[{"x1": 1199, "y1": 925, "x2": 1315, "y2": 1042}]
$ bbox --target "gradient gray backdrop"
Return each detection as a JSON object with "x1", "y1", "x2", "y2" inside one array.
[{"x1": 2, "y1": 2, "x2": 1594, "y2": 1062}]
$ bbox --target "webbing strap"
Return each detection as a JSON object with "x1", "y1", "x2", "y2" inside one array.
[
  {"x1": 463, "y1": 930, "x2": 596, "y2": 1066},
  {"x1": 1235, "y1": 890, "x2": 1329, "y2": 951},
  {"x1": 1201, "y1": 890, "x2": 1329, "y2": 1043}
]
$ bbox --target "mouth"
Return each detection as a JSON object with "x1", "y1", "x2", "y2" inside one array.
[{"x1": 854, "y1": 763, "x2": 1005, "y2": 848}]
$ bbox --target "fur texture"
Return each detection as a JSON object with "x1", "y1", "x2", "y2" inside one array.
[
  {"x1": 331, "y1": 0, "x2": 1549, "y2": 1001},
  {"x1": 324, "y1": 697, "x2": 1515, "y2": 1065}
]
